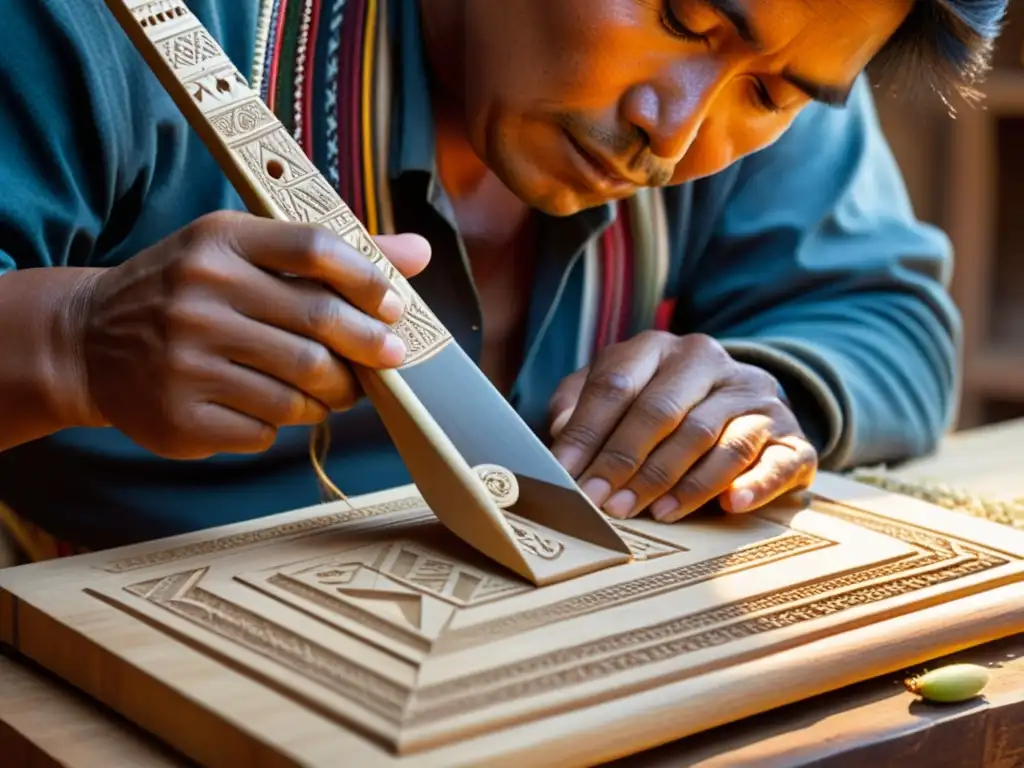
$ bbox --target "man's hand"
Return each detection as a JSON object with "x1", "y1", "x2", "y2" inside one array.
[
  {"x1": 73, "y1": 211, "x2": 430, "y2": 460},
  {"x1": 548, "y1": 332, "x2": 817, "y2": 522}
]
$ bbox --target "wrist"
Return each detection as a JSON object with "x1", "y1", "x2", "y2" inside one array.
[{"x1": 43, "y1": 268, "x2": 108, "y2": 430}]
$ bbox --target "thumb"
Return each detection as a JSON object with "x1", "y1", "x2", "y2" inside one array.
[{"x1": 373, "y1": 233, "x2": 432, "y2": 279}]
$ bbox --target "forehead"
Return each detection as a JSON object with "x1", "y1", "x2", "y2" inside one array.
[{"x1": 736, "y1": 0, "x2": 910, "y2": 63}]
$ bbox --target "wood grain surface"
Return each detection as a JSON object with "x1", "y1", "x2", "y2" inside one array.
[
  {"x1": 3, "y1": 423, "x2": 1024, "y2": 767},
  {"x1": 2, "y1": 470, "x2": 1022, "y2": 767}
]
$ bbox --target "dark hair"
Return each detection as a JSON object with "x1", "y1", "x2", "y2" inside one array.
[{"x1": 871, "y1": 1, "x2": 1008, "y2": 106}]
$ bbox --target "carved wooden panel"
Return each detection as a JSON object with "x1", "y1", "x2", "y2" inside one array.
[{"x1": 2, "y1": 473, "x2": 1022, "y2": 766}]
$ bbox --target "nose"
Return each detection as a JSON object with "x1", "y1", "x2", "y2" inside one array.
[{"x1": 620, "y1": 64, "x2": 723, "y2": 164}]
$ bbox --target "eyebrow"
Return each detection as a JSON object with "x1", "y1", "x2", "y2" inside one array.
[{"x1": 702, "y1": 0, "x2": 854, "y2": 107}]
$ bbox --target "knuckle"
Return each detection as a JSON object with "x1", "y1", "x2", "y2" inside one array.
[
  {"x1": 634, "y1": 392, "x2": 683, "y2": 428},
  {"x1": 798, "y1": 443, "x2": 819, "y2": 470},
  {"x1": 735, "y1": 363, "x2": 777, "y2": 392},
  {"x1": 182, "y1": 211, "x2": 231, "y2": 246},
  {"x1": 682, "y1": 416, "x2": 720, "y2": 448},
  {"x1": 721, "y1": 433, "x2": 763, "y2": 465},
  {"x1": 174, "y1": 248, "x2": 232, "y2": 287},
  {"x1": 294, "y1": 342, "x2": 335, "y2": 386},
  {"x1": 595, "y1": 448, "x2": 641, "y2": 476},
  {"x1": 354, "y1": 258, "x2": 389, "y2": 300},
  {"x1": 163, "y1": 300, "x2": 212, "y2": 337},
  {"x1": 558, "y1": 422, "x2": 603, "y2": 452},
  {"x1": 636, "y1": 460, "x2": 676, "y2": 492},
  {"x1": 588, "y1": 370, "x2": 638, "y2": 403},
  {"x1": 296, "y1": 228, "x2": 335, "y2": 275},
  {"x1": 682, "y1": 332, "x2": 723, "y2": 355},
  {"x1": 163, "y1": 345, "x2": 203, "y2": 378},
  {"x1": 267, "y1": 389, "x2": 307, "y2": 425},
  {"x1": 674, "y1": 473, "x2": 714, "y2": 499},
  {"x1": 635, "y1": 329, "x2": 674, "y2": 348},
  {"x1": 305, "y1": 297, "x2": 346, "y2": 338},
  {"x1": 170, "y1": 402, "x2": 209, "y2": 444},
  {"x1": 249, "y1": 423, "x2": 278, "y2": 452},
  {"x1": 358, "y1": 320, "x2": 392, "y2": 355}
]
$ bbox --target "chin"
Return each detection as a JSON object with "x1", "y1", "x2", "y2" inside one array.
[
  {"x1": 489, "y1": 153, "x2": 634, "y2": 217},
  {"x1": 480, "y1": 118, "x2": 634, "y2": 217},
  {"x1": 533, "y1": 187, "x2": 635, "y2": 217}
]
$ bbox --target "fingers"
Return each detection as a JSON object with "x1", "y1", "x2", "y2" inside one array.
[
  {"x1": 548, "y1": 368, "x2": 588, "y2": 440},
  {"x1": 721, "y1": 436, "x2": 818, "y2": 513},
  {"x1": 599, "y1": 392, "x2": 735, "y2": 518},
  {"x1": 575, "y1": 368, "x2": 717, "y2": 514},
  {"x1": 549, "y1": 342, "x2": 663, "y2": 480},
  {"x1": 168, "y1": 402, "x2": 280, "y2": 459},
  {"x1": 650, "y1": 414, "x2": 775, "y2": 523},
  {"x1": 212, "y1": 313, "x2": 360, "y2": 412},
  {"x1": 204, "y1": 213, "x2": 431, "y2": 326},
  {"x1": 201, "y1": 357, "x2": 329, "y2": 428},
  {"x1": 373, "y1": 233, "x2": 432, "y2": 279},
  {"x1": 228, "y1": 265, "x2": 408, "y2": 369}
]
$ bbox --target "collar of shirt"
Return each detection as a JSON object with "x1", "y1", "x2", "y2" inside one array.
[{"x1": 383, "y1": 0, "x2": 615, "y2": 428}]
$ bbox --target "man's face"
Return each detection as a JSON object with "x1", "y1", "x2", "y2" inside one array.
[{"x1": 454, "y1": 0, "x2": 913, "y2": 216}]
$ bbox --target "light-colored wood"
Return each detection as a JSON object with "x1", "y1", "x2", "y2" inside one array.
[
  {"x1": 890, "y1": 417, "x2": 1024, "y2": 503},
  {"x1": 97, "y1": 0, "x2": 631, "y2": 587},
  {"x1": 2, "y1": 470, "x2": 1023, "y2": 766},
  {"x1": 610, "y1": 632, "x2": 1024, "y2": 768},
  {"x1": 0, "y1": 655, "x2": 185, "y2": 767}
]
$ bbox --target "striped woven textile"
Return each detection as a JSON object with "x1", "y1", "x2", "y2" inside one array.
[{"x1": 0, "y1": 0, "x2": 672, "y2": 563}]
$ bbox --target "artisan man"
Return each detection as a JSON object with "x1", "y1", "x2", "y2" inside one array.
[{"x1": 0, "y1": 0, "x2": 1005, "y2": 558}]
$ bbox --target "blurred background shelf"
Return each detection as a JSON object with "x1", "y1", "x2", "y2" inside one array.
[{"x1": 874, "y1": 6, "x2": 1024, "y2": 430}]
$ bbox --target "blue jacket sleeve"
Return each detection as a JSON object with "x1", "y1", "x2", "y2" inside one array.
[
  {"x1": 676, "y1": 76, "x2": 960, "y2": 469},
  {"x1": 0, "y1": 0, "x2": 137, "y2": 275}
]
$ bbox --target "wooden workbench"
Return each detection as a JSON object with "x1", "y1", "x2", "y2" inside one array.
[{"x1": 3, "y1": 420, "x2": 1023, "y2": 768}]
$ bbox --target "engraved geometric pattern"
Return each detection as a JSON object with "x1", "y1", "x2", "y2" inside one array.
[
  {"x1": 133, "y1": 0, "x2": 188, "y2": 28},
  {"x1": 149, "y1": 11, "x2": 453, "y2": 370},
  {"x1": 159, "y1": 28, "x2": 219, "y2": 70},
  {"x1": 77, "y1": 490, "x2": 1021, "y2": 756}
]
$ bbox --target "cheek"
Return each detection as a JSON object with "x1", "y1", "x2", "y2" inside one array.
[{"x1": 677, "y1": 111, "x2": 797, "y2": 181}]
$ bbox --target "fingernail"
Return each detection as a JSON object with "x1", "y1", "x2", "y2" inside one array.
[
  {"x1": 381, "y1": 334, "x2": 407, "y2": 366},
  {"x1": 379, "y1": 291, "x2": 405, "y2": 324},
  {"x1": 651, "y1": 496, "x2": 679, "y2": 521},
  {"x1": 580, "y1": 478, "x2": 611, "y2": 507},
  {"x1": 603, "y1": 490, "x2": 637, "y2": 519},
  {"x1": 730, "y1": 489, "x2": 755, "y2": 513}
]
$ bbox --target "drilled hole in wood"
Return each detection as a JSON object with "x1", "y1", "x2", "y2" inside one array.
[{"x1": 266, "y1": 160, "x2": 285, "y2": 179}]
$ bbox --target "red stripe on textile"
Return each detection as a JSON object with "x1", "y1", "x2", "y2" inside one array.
[
  {"x1": 594, "y1": 226, "x2": 616, "y2": 354},
  {"x1": 617, "y1": 205, "x2": 634, "y2": 341},
  {"x1": 301, "y1": 0, "x2": 322, "y2": 157},
  {"x1": 654, "y1": 298, "x2": 677, "y2": 331},
  {"x1": 267, "y1": 0, "x2": 289, "y2": 114}
]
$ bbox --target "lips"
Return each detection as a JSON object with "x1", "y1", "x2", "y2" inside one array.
[{"x1": 563, "y1": 131, "x2": 637, "y2": 193}]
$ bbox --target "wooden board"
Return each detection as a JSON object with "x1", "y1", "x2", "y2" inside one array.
[
  {"x1": 0, "y1": 655, "x2": 188, "y2": 768},
  {"x1": 2, "y1": 473, "x2": 1023, "y2": 767}
]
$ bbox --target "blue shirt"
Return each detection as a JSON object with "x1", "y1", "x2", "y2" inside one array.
[{"x1": 0, "y1": 0, "x2": 959, "y2": 549}]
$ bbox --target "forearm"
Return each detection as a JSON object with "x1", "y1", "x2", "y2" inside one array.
[
  {"x1": 0, "y1": 267, "x2": 106, "y2": 451},
  {"x1": 720, "y1": 290, "x2": 959, "y2": 470}
]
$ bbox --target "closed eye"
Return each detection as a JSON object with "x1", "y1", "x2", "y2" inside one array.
[
  {"x1": 751, "y1": 78, "x2": 781, "y2": 112},
  {"x1": 660, "y1": 0, "x2": 709, "y2": 44}
]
